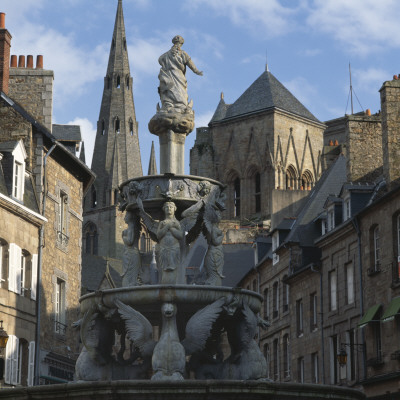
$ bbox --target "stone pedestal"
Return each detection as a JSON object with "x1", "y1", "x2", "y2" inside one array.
[{"x1": 148, "y1": 110, "x2": 194, "y2": 174}]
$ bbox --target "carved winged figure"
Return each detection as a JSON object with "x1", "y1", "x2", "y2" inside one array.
[
  {"x1": 136, "y1": 196, "x2": 203, "y2": 284},
  {"x1": 116, "y1": 298, "x2": 226, "y2": 381}
]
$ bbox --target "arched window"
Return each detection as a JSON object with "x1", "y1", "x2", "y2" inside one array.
[
  {"x1": 286, "y1": 165, "x2": 297, "y2": 190},
  {"x1": 301, "y1": 170, "x2": 313, "y2": 190},
  {"x1": 91, "y1": 186, "x2": 97, "y2": 208},
  {"x1": 255, "y1": 172, "x2": 261, "y2": 213},
  {"x1": 129, "y1": 120, "x2": 134, "y2": 136},
  {"x1": 101, "y1": 120, "x2": 105, "y2": 135},
  {"x1": 115, "y1": 118, "x2": 120, "y2": 134},
  {"x1": 126, "y1": 76, "x2": 130, "y2": 89},
  {"x1": 84, "y1": 222, "x2": 98, "y2": 255},
  {"x1": 234, "y1": 177, "x2": 240, "y2": 217},
  {"x1": 116, "y1": 75, "x2": 121, "y2": 89},
  {"x1": 264, "y1": 344, "x2": 270, "y2": 379}
]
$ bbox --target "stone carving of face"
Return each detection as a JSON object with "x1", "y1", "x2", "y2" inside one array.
[
  {"x1": 163, "y1": 202, "x2": 176, "y2": 218},
  {"x1": 162, "y1": 302, "x2": 176, "y2": 318}
]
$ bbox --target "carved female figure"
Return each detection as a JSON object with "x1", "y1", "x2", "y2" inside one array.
[{"x1": 121, "y1": 211, "x2": 141, "y2": 287}]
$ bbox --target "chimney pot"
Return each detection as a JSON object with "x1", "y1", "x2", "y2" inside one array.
[
  {"x1": 10, "y1": 55, "x2": 17, "y2": 67},
  {"x1": 18, "y1": 55, "x2": 25, "y2": 68},
  {"x1": 27, "y1": 55, "x2": 33, "y2": 68},
  {"x1": 36, "y1": 55, "x2": 43, "y2": 69},
  {"x1": 0, "y1": 13, "x2": 5, "y2": 29},
  {"x1": 366, "y1": 108, "x2": 371, "y2": 116}
]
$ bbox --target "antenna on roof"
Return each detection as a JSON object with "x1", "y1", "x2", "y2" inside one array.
[
  {"x1": 265, "y1": 49, "x2": 269, "y2": 72},
  {"x1": 345, "y1": 62, "x2": 364, "y2": 115}
]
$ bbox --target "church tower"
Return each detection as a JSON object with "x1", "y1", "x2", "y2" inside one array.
[{"x1": 82, "y1": 0, "x2": 142, "y2": 284}]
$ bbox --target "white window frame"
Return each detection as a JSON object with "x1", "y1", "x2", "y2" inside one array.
[
  {"x1": 8, "y1": 243, "x2": 22, "y2": 294},
  {"x1": 330, "y1": 270, "x2": 337, "y2": 311},
  {"x1": 327, "y1": 208, "x2": 335, "y2": 231},
  {"x1": 343, "y1": 197, "x2": 351, "y2": 221},
  {"x1": 11, "y1": 141, "x2": 27, "y2": 201},
  {"x1": 5, "y1": 335, "x2": 20, "y2": 385},
  {"x1": 55, "y1": 278, "x2": 66, "y2": 334},
  {"x1": 346, "y1": 263, "x2": 354, "y2": 304}
]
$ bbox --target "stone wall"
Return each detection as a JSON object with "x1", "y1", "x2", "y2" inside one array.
[{"x1": 8, "y1": 67, "x2": 54, "y2": 131}]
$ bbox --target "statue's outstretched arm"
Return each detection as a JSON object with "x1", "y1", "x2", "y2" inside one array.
[{"x1": 185, "y1": 52, "x2": 203, "y2": 76}]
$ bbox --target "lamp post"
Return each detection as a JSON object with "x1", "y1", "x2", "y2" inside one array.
[
  {"x1": 0, "y1": 321, "x2": 9, "y2": 349},
  {"x1": 337, "y1": 348, "x2": 347, "y2": 366}
]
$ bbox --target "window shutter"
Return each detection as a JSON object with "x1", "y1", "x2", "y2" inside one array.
[
  {"x1": 27, "y1": 341, "x2": 35, "y2": 386},
  {"x1": 11, "y1": 336, "x2": 19, "y2": 385},
  {"x1": 4, "y1": 335, "x2": 13, "y2": 384},
  {"x1": 8, "y1": 244, "x2": 16, "y2": 293},
  {"x1": 31, "y1": 255, "x2": 38, "y2": 300},
  {"x1": 15, "y1": 245, "x2": 22, "y2": 295}
]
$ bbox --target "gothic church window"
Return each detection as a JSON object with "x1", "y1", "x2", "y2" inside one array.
[
  {"x1": 301, "y1": 170, "x2": 313, "y2": 190},
  {"x1": 115, "y1": 118, "x2": 120, "y2": 134},
  {"x1": 84, "y1": 222, "x2": 98, "y2": 255},
  {"x1": 255, "y1": 172, "x2": 261, "y2": 213},
  {"x1": 101, "y1": 120, "x2": 105, "y2": 135},
  {"x1": 117, "y1": 75, "x2": 121, "y2": 89},
  {"x1": 129, "y1": 120, "x2": 134, "y2": 136},
  {"x1": 126, "y1": 76, "x2": 130, "y2": 89},
  {"x1": 286, "y1": 165, "x2": 297, "y2": 190},
  {"x1": 123, "y1": 38, "x2": 127, "y2": 50}
]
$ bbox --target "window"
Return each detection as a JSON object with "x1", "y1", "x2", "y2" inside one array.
[
  {"x1": 321, "y1": 219, "x2": 327, "y2": 235},
  {"x1": 13, "y1": 161, "x2": 24, "y2": 200},
  {"x1": 329, "y1": 270, "x2": 337, "y2": 311},
  {"x1": 91, "y1": 186, "x2": 97, "y2": 208},
  {"x1": 272, "y1": 231, "x2": 279, "y2": 265},
  {"x1": 330, "y1": 335, "x2": 338, "y2": 384},
  {"x1": 346, "y1": 263, "x2": 354, "y2": 304},
  {"x1": 273, "y1": 338, "x2": 279, "y2": 381},
  {"x1": 310, "y1": 292, "x2": 318, "y2": 330},
  {"x1": 311, "y1": 353, "x2": 319, "y2": 383},
  {"x1": 283, "y1": 334, "x2": 290, "y2": 379},
  {"x1": 126, "y1": 76, "x2": 130, "y2": 89},
  {"x1": 264, "y1": 344, "x2": 270, "y2": 379},
  {"x1": 123, "y1": 38, "x2": 127, "y2": 50},
  {"x1": 327, "y1": 209, "x2": 335, "y2": 231},
  {"x1": 297, "y1": 357, "x2": 304, "y2": 383},
  {"x1": 129, "y1": 120, "x2": 134, "y2": 136},
  {"x1": 264, "y1": 288, "x2": 270, "y2": 320},
  {"x1": 234, "y1": 177, "x2": 240, "y2": 217},
  {"x1": 0, "y1": 241, "x2": 7, "y2": 289},
  {"x1": 286, "y1": 165, "x2": 297, "y2": 190},
  {"x1": 27, "y1": 341, "x2": 35, "y2": 386},
  {"x1": 57, "y1": 191, "x2": 69, "y2": 246},
  {"x1": 115, "y1": 118, "x2": 120, "y2": 134},
  {"x1": 301, "y1": 170, "x2": 313, "y2": 190},
  {"x1": 84, "y1": 222, "x2": 98, "y2": 255},
  {"x1": 116, "y1": 75, "x2": 121, "y2": 88},
  {"x1": 101, "y1": 120, "x2": 105, "y2": 135},
  {"x1": 273, "y1": 282, "x2": 279, "y2": 319},
  {"x1": 283, "y1": 278, "x2": 289, "y2": 312},
  {"x1": 55, "y1": 278, "x2": 66, "y2": 335},
  {"x1": 8, "y1": 243, "x2": 22, "y2": 294},
  {"x1": 343, "y1": 197, "x2": 351, "y2": 220},
  {"x1": 372, "y1": 309, "x2": 382, "y2": 361},
  {"x1": 373, "y1": 225, "x2": 380, "y2": 269},
  {"x1": 255, "y1": 172, "x2": 261, "y2": 213},
  {"x1": 20, "y1": 251, "x2": 27, "y2": 295},
  {"x1": 296, "y1": 299, "x2": 303, "y2": 336},
  {"x1": 346, "y1": 330, "x2": 355, "y2": 381},
  {"x1": 5, "y1": 335, "x2": 20, "y2": 385}
]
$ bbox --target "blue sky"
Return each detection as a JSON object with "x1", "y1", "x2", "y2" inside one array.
[{"x1": 2, "y1": 0, "x2": 400, "y2": 174}]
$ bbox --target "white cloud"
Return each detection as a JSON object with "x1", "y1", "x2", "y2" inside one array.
[
  {"x1": 353, "y1": 67, "x2": 389, "y2": 94},
  {"x1": 66, "y1": 117, "x2": 97, "y2": 168},
  {"x1": 299, "y1": 48, "x2": 322, "y2": 57},
  {"x1": 307, "y1": 0, "x2": 400, "y2": 56},
  {"x1": 186, "y1": 0, "x2": 300, "y2": 37}
]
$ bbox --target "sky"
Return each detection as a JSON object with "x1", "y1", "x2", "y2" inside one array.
[{"x1": 2, "y1": 0, "x2": 400, "y2": 174}]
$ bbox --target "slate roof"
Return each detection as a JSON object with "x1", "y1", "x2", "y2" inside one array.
[
  {"x1": 210, "y1": 70, "x2": 320, "y2": 124},
  {"x1": 283, "y1": 155, "x2": 347, "y2": 247},
  {"x1": 52, "y1": 124, "x2": 82, "y2": 142}
]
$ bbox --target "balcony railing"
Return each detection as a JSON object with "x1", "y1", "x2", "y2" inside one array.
[
  {"x1": 57, "y1": 231, "x2": 69, "y2": 247},
  {"x1": 54, "y1": 320, "x2": 67, "y2": 336}
]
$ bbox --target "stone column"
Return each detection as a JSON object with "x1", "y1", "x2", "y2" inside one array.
[{"x1": 159, "y1": 130, "x2": 186, "y2": 174}]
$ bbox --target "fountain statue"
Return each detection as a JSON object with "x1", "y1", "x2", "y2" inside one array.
[{"x1": 75, "y1": 35, "x2": 269, "y2": 382}]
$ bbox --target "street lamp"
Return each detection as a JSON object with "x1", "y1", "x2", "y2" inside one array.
[
  {"x1": 0, "y1": 321, "x2": 8, "y2": 349},
  {"x1": 337, "y1": 348, "x2": 347, "y2": 366}
]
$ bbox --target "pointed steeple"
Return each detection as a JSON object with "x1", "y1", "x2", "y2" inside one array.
[
  {"x1": 79, "y1": 141, "x2": 86, "y2": 164},
  {"x1": 147, "y1": 141, "x2": 158, "y2": 175},
  {"x1": 88, "y1": 0, "x2": 142, "y2": 209}
]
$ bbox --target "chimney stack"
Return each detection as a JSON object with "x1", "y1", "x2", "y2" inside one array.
[
  {"x1": 36, "y1": 55, "x2": 43, "y2": 69},
  {"x1": 380, "y1": 77, "x2": 400, "y2": 190},
  {"x1": 27, "y1": 55, "x2": 33, "y2": 68},
  {"x1": 18, "y1": 55, "x2": 25, "y2": 68},
  {"x1": 10, "y1": 54, "x2": 16, "y2": 67},
  {"x1": 0, "y1": 12, "x2": 12, "y2": 95}
]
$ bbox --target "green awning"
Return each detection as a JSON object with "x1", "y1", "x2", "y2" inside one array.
[
  {"x1": 358, "y1": 304, "x2": 382, "y2": 328},
  {"x1": 382, "y1": 297, "x2": 400, "y2": 322}
]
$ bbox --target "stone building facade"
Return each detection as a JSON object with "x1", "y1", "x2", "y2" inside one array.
[
  {"x1": 190, "y1": 70, "x2": 325, "y2": 228},
  {"x1": 239, "y1": 74, "x2": 400, "y2": 399},
  {"x1": 0, "y1": 12, "x2": 94, "y2": 386}
]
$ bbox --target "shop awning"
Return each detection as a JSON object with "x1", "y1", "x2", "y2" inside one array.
[
  {"x1": 382, "y1": 297, "x2": 400, "y2": 322},
  {"x1": 358, "y1": 304, "x2": 382, "y2": 328}
]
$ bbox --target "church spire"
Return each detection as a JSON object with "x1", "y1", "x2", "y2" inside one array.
[
  {"x1": 147, "y1": 141, "x2": 158, "y2": 175},
  {"x1": 88, "y1": 0, "x2": 142, "y2": 209}
]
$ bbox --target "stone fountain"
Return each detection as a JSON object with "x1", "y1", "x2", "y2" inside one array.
[{"x1": 0, "y1": 36, "x2": 365, "y2": 400}]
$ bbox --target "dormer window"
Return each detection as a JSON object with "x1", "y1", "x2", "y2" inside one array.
[
  {"x1": 321, "y1": 219, "x2": 327, "y2": 235},
  {"x1": 327, "y1": 208, "x2": 335, "y2": 231},
  {"x1": 343, "y1": 197, "x2": 351, "y2": 221},
  {"x1": 10, "y1": 140, "x2": 27, "y2": 202},
  {"x1": 272, "y1": 231, "x2": 279, "y2": 265}
]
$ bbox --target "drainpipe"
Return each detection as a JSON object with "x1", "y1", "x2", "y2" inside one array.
[
  {"x1": 352, "y1": 217, "x2": 367, "y2": 381},
  {"x1": 311, "y1": 264, "x2": 325, "y2": 384},
  {"x1": 34, "y1": 143, "x2": 56, "y2": 386}
]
